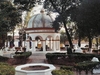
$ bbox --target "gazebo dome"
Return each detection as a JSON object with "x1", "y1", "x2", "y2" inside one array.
[{"x1": 27, "y1": 9, "x2": 54, "y2": 28}]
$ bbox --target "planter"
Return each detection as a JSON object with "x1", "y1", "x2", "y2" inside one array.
[{"x1": 15, "y1": 63, "x2": 56, "y2": 75}]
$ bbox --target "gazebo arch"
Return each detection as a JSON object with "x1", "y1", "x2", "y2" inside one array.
[
  {"x1": 45, "y1": 35, "x2": 53, "y2": 51},
  {"x1": 35, "y1": 36, "x2": 43, "y2": 51}
]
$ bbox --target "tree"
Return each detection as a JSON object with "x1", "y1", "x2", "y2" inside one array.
[
  {"x1": 0, "y1": 1, "x2": 21, "y2": 48},
  {"x1": 13, "y1": 0, "x2": 40, "y2": 47},
  {"x1": 73, "y1": 0, "x2": 100, "y2": 50},
  {"x1": 13, "y1": 0, "x2": 37, "y2": 11},
  {"x1": 44, "y1": 0, "x2": 82, "y2": 48},
  {"x1": 13, "y1": 0, "x2": 42, "y2": 25}
]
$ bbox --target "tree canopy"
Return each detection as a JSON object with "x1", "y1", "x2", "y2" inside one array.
[
  {"x1": 75, "y1": 0, "x2": 100, "y2": 36},
  {"x1": 73, "y1": 0, "x2": 100, "y2": 48},
  {"x1": 13, "y1": 0, "x2": 40, "y2": 11},
  {"x1": 13, "y1": 0, "x2": 41, "y2": 27},
  {"x1": 0, "y1": 1, "x2": 21, "y2": 35},
  {"x1": 44, "y1": 0, "x2": 82, "y2": 48},
  {"x1": 0, "y1": 1, "x2": 22, "y2": 48}
]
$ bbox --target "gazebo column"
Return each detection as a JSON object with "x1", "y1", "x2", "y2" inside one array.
[
  {"x1": 31, "y1": 40, "x2": 36, "y2": 53},
  {"x1": 43, "y1": 40, "x2": 46, "y2": 52},
  {"x1": 57, "y1": 40, "x2": 60, "y2": 51},
  {"x1": 58, "y1": 40, "x2": 60, "y2": 51},
  {"x1": 52, "y1": 40, "x2": 56, "y2": 51},
  {"x1": 21, "y1": 41, "x2": 25, "y2": 48},
  {"x1": 26, "y1": 40, "x2": 29, "y2": 51},
  {"x1": 49, "y1": 38, "x2": 52, "y2": 50}
]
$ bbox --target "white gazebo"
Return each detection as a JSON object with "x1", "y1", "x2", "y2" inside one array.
[{"x1": 25, "y1": 10, "x2": 60, "y2": 53}]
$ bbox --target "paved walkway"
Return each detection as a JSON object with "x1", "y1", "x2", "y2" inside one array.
[{"x1": 29, "y1": 53, "x2": 47, "y2": 63}]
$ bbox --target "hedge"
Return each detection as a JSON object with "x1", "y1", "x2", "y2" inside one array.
[
  {"x1": 13, "y1": 51, "x2": 32, "y2": 59},
  {"x1": 52, "y1": 69, "x2": 74, "y2": 75}
]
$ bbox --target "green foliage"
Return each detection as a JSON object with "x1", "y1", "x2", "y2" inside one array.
[
  {"x1": 46, "y1": 52, "x2": 100, "y2": 65},
  {"x1": 0, "y1": 62, "x2": 15, "y2": 75},
  {"x1": 52, "y1": 69, "x2": 74, "y2": 75},
  {"x1": 0, "y1": 1, "x2": 21, "y2": 35},
  {"x1": 73, "y1": 0, "x2": 100, "y2": 39},
  {"x1": 45, "y1": 52, "x2": 66, "y2": 60},
  {"x1": 74, "y1": 61, "x2": 100, "y2": 71},
  {"x1": 14, "y1": 51, "x2": 32, "y2": 59},
  {"x1": 14, "y1": 0, "x2": 39, "y2": 11},
  {"x1": 70, "y1": 53, "x2": 95, "y2": 63},
  {"x1": 24, "y1": 11, "x2": 31, "y2": 26},
  {"x1": 0, "y1": 56, "x2": 9, "y2": 62},
  {"x1": 60, "y1": 66, "x2": 74, "y2": 71},
  {"x1": 44, "y1": 0, "x2": 82, "y2": 48}
]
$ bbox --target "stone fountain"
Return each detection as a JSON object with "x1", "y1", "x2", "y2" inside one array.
[{"x1": 15, "y1": 63, "x2": 56, "y2": 75}]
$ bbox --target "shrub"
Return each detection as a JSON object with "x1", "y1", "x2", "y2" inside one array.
[
  {"x1": 0, "y1": 62, "x2": 15, "y2": 75},
  {"x1": 67, "y1": 47, "x2": 72, "y2": 54},
  {"x1": 45, "y1": 53, "x2": 66, "y2": 60},
  {"x1": 12, "y1": 51, "x2": 32, "y2": 65},
  {"x1": 70, "y1": 53, "x2": 95, "y2": 63},
  {"x1": 60, "y1": 66, "x2": 74, "y2": 71},
  {"x1": 14, "y1": 51, "x2": 32, "y2": 59},
  {"x1": 74, "y1": 61, "x2": 100, "y2": 71},
  {"x1": 0, "y1": 56, "x2": 9, "y2": 62},
  {"x1": 45, "y1": 53, "x2": 66, "y2": 64},
  {"x1": 46, "y1": 52, "x2": 99, "y2": 65},
  {"x1": 52, "y1": 69, "x2": 74, "y2": 75}
]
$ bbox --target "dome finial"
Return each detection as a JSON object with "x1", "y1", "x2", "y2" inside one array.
[{"x1": 40, "y1": 8, "x2": 45, "y2": 13}]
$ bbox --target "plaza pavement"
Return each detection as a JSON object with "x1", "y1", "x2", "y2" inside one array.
[{"x1": 3, "y1": 51, "x2": 100, "y2": 75}]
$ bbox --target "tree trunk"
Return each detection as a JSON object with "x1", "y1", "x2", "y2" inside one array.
[
  {"x1": 78, "y1": 34, "x2": 81, "y2": 47},
  {"x1": 13, "y1": 28, "x2": 14, "y2": 42},
  {"x1": 1, "y1": 34, "x2": 5, "y2": 48},
  {"x1": 88, "y1": 35, "x2": 92, "y2": 52},
  {"x1": 96, "y1": 37, "x2": 98, "y2": 49},
  {"x1": 63, "y1": 21, "x2": 73, "y2": 48}
]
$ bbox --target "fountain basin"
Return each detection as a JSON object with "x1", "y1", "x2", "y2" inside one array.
[{"x1": 15, "y1": 63, "x2": 56, "y2": 75}]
